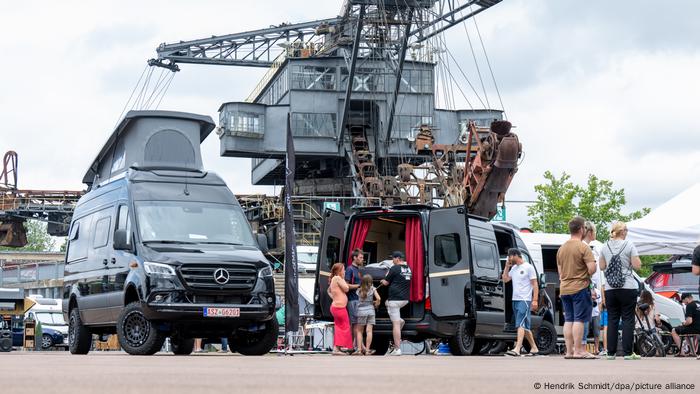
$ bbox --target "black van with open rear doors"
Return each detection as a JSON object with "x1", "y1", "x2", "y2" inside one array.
[
  {"x1": 62, "y1": 111, "x2": 277, "y2": 355},
  {"x1": 313, "y1": 205, "x2": 557, "y2": 355}
]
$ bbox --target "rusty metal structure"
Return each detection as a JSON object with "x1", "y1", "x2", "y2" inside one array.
[{"x1": 0, "y1": 151, "x2": 83, "y2": 247}]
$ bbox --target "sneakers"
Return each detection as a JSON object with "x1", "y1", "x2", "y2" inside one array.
[
  {"x1": 598, "y1": 350, "x2": 607, "y2": 357},
  {"x1": 605, "y1": 355, "x2": 616, "y2": 360},
  {"x1": 623, "y1": 353, "x2": 641, "y2": 360},
  {"x1": 389, "y1": 348, "x2": 402, "y2": 356}
]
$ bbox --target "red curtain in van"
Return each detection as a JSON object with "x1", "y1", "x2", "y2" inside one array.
[
  {"x1": 405, "y1": 217, "x2": 425, "y2": 301},
  {"x1": 347, "y1": 219, "x2": 371, "y2": 265}
]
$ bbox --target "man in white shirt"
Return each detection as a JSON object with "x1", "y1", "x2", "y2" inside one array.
[
  {"x1": 502, "y1": 248, "x2": 539, "y2": 356},
  {"x1": 584, "y1": 221, "x2": 605, "y2": 355}
]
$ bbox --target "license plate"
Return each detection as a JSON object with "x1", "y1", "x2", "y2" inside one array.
[{"x1": 203, "y1": 307, "x2": 240, "y2": 317}]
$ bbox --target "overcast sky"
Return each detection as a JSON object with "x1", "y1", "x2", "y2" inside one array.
[{"x1": 1, "y1": 0, "x2": 699, "y2": 228}]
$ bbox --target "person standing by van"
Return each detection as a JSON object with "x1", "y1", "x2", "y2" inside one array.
[
  {"x1": 357, "y1": 274, "x2": 381, "y2": 355},
  {"x1": 583, "y1": 221, "x2": 605, "y2": 355},
  {"x1": 346, "y1": 249, "x2": 364, "y2": 355},
  {"x1": 329, "y1": 263, "x2": 353, "y2": 355},
  {"x1": 381, "y1": 251, "x2": 412, "y2": 356},
  {"x1": 599, "y1": 221, "x2": 642, "y2": 360},
  {"x1": 502, "y1": 248, "x2": 539, "y2": 356},
  {"x1": 556, "y1": 216, "x2": 597, "y2": 359}
]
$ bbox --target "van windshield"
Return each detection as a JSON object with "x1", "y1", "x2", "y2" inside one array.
[{"x1": 135, "y1": 201, "x2": 256, "y2": 247}]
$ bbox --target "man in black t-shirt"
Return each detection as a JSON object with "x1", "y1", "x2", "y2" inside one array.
[
  {"x1": 671, "y1": 293, "x2": 700, "y2": 357},
  {"x1": 380, "y1": 251, "x2": 412, "y2": 356}
]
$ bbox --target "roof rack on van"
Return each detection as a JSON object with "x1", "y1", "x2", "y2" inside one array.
[{"x1": 83, "y1": 110, "x2": 215, "y2": 188}]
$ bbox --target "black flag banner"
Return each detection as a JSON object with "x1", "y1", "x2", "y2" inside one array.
[{"x1": 284, "y1": 113, "x2": 299, "y2": 334}]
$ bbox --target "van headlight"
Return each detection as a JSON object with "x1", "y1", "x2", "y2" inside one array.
[
  {"x1": 258, "y1": 266, "x2": 273, "y2": 278},
  {"x1": 144, "y1": 262, "x2": 176, "y2": 277}
]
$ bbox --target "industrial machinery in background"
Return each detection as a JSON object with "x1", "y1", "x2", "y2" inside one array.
[
  {"x1": 148, "y1": 0, "x2": 522, "y2": 223},
  {"x1": 0, "y1": 151, "x2": 82, "y2": 247}
]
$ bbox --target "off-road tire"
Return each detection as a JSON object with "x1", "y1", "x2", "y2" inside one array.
[
  {"x1": 533, "y1": 320, "x2": 557, "y2": 355},
  {"x1": 116, "y1": 302, "x2": 165, "y2": 356},
  {"x1": 448, "y1": 320, "x2": 477, "y2": 355},
  {"x1": 229, "y1": 319, "x2": 279, "y2": 356},
  {"x1": 171, "y1": 337, "x2": 195, "y2": 355},
  {"x1": 68, "y1": 308, "x2": 92, "y2": 354}
]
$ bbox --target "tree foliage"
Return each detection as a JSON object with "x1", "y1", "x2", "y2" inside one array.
[
  {"x1": 527, "y1": 171, "x2": 650, "y2": 240},
  {"x1": 0, "y1": 219, "x2": 57, "y2": 252}
]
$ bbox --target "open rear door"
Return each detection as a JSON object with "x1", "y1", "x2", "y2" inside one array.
[
  {"x1": 428, "y1": 206, "x2": 471, "y2": 318},
  {"x1": 313, "y1": 209, "x2": 346, "y2": 321}
]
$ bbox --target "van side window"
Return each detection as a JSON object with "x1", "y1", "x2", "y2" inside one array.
[
  {"x1": 67, "y1": 217, "x2": 91, "y2": 263},
  {"x1": 93, "y1": 217, "x2": 111, "y2": 249},
  {"x1": 325, "y1": 236, "x2": 341, "y2": 268},
  {"x1": 474, "y1": 242, "x2": 497, "y2": 270},
  {"x1": 435, "y1": 233, "x2": 461, "y2": 268},
  {"x1": 116, "y1": 205, "x2": 131, "y2": 245}
]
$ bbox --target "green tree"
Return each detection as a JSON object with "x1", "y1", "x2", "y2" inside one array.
[
  {"x1": 527, "y1": 171, "x2": 650, "y2": 240},
  {"x1": 0, "y1": 219, "x2": 57, "y2": 252}
]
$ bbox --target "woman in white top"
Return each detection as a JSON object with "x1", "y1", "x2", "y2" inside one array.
[{"x1": 599, "y1": 221, "x2": 642, "y2": 360}]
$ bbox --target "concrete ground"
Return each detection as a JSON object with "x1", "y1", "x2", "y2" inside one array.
[{"x1": 2, "y1": 352, "x2": 699, "y2": 394}]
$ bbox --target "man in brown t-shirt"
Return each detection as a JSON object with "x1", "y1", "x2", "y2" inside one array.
[{"x1": 556, "y1": 216, "x2": 597, "y2": 359}]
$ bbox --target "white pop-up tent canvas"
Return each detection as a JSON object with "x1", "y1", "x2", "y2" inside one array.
[{"x1": 627, "y1": 183, "x2": 700, "y2": 255}]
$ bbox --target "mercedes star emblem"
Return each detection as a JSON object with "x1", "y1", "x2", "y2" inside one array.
[{"x1": 213, "y1": 268, "x2": 230, "y2": 285}]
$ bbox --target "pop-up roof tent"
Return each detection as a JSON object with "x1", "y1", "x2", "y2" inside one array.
[
  {"x1": 82, "y1": 110, "x2": 215, "y2": 188},
  {"x1": 627, "y1": 183, "x2": 700, "y2": 255}
]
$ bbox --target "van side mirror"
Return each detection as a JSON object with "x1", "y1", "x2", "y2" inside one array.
[
  {"x1": 539, "y1": 273, "x2": 547, "y2": 289},
  {"x1": 256, "y1": 233, "x2": 269, "y2": 254},
  {"x1": 113, "y1": 229, "x2": 130, "y2": 251}
]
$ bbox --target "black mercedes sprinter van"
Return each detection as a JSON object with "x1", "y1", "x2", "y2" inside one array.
[
  {"x1": 62, "y1": 111, "x2": 277, "y2": 355},
  {"x1": 314, "y1": 205, "x2": 557, "y2": 355}
]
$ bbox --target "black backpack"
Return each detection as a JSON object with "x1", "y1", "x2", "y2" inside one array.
[{"x1": 605, "y1": 242, "x2": 628, "y2": 288}]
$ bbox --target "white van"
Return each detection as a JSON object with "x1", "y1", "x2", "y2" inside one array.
[{"x1": 297, "y1": 245, "x2": 318, "y2": 274}]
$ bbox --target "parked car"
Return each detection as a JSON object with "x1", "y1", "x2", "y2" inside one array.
[
  {"x1": 314, "y1": 205, "x2": 558, "y2": 355},
  {"x1": 63, "y1": 111, "x2": 277, "y2": 356},
  {"x1": 646, "y1": 257, "x2": 700, "y2": 302}
]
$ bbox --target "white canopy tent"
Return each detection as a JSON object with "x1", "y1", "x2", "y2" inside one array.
[{"x1": 627, "y1": 183, "x2": 700, "y2": 255}]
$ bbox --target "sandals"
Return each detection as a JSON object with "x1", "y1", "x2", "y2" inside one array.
[
  {"x1": 332, "y1": 350, "x2": 349, "y2": 356},
  {"x1": 365, "y1": 349, "x2": 376, "y2": 355},
  {"x1": 505, "y1": 350, "x2": 519, "y2": 357},
  {"x1": 572, "y1": 353, "x2": 599, "y2": 359}
]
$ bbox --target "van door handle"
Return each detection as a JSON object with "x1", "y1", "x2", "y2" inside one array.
[
  {"x1": 103, "y1": 259, "x2": 108, "y2": 266},
  {"x1": 110, "y1": 258, "x2": 116, "y2": 264}
]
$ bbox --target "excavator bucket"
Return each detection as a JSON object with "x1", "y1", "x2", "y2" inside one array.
[{"x1": 0, "y1": 219, "x2": 28, "y2": 247}]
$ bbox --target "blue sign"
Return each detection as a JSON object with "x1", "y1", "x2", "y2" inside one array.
[{"x1": 492, "y1": 205, "x2": 506, "y2": 221}]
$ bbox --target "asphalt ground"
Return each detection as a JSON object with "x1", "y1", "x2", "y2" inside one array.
[{"x1": 1, "y1": 352, "x2": 699, "y2": 394}]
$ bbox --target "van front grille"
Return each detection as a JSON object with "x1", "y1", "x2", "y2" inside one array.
[{"x1": 178, "y1": 263, "x2": 258, "y2": 292}]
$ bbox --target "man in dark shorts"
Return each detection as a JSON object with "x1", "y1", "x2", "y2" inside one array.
[
  {"x1": 556, "y1": 216, "x2": 597, "y2": 359},
  {"x1": 345, "y1": 248, "x2": 364, "y2": 354},
  {"x1": 671, "y1": 293, "x2": 700, "y2": 357}
]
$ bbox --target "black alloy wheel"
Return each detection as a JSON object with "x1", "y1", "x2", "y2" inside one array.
[
  {"x1": 534, "y1": 320, "x2": 557, "y2": 355},
  {"x1": 116, "y1": 302, "x2": 165, "y2": 355},
  {"x1": 448, "y1": 320, "x2": 477, "y2": 355}
]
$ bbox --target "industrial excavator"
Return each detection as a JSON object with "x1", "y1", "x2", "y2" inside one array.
[{"x1": 148, "y1": 0, "x2": 522, "y2": 219}]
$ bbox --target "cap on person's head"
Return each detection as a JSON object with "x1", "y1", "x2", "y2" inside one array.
[
  {"x1": 507, "y1": 248, "x2": 522, "y2": 258},
  {"x1": 681, "y1": 293, "x2": 693, "y2": 301},
  {"x1": 391, "y1": 251, "x2": 405, "y2": 259}
]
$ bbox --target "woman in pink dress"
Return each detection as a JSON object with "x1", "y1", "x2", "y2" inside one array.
[{"x1": 329, "y1": 262, "x2": 353, "y2": 355}]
